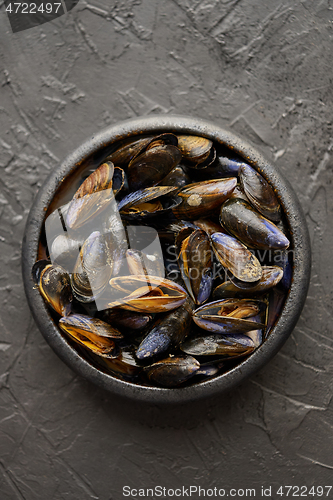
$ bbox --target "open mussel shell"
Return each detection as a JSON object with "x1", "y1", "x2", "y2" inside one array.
[
  {"x1": 239, "y1": 164, "x2": 282, "y2": 222},
  {"x1": 59, "y1": 313, "x2": 123, "y2": 338},
  {"x1": 136, "y1": 297, "x2": 194, "y2": 360},
  {"x1": 102, "y1": 347, "x2": 143, "y2": 379},
  {"x1": 118, "y1": 186, "x2": 179, "y2": 220},
  {"x1": 108, "y1": 275, "x2": 187, "y2": 313},
  {"x1": 220, "y1": 199, "x2": 290, "y2": 250},
  {"x1": 126, "y1": 249, "x2": 164, "y2": 278},
  {"x1": 181, "y1": 334, "x2": 255, "y2": 358},
  {"x1": 71, "y1": 230, "x2": 114, "y2": 303},
  {"x1": 176, "y1": 227, "x2": 213, "y2": 305},
  {"x1": 128, "y1": 144, "x2": 182, "y2": 191},
  {"x1": 38, "y1": 263, "x2": 73, "y2": 316},
  {"x1": 173, "y1": 177, "x2": 237, "y2": 219},
  {"x1": 213, "y1": 266, "x2": 284, "y2": 299},
  {"x1": 66, "y1": 161, "x2": 115, "y2": 230},
  {"x1": 192, "y1": 298, "x2": 266, "y2": 334},
  {"x1": 102, "y1": 212, "x2": 128, "y2": 277},
  {"x1": 144, "y1": 355, "x2": 200, "y2": 387},
  {"x1": 58, "y1": 314, "x2": 120, "y2": 358},
  {"x1": 211, "y1": 232, "x2": 262, "y2": 283}
]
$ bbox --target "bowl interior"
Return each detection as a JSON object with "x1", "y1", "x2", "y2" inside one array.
[{"x1": 22, "y1": 115, "x2": 311, "y2": 403}]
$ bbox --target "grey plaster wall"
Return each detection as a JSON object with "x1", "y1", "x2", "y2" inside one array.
[{"x1": 0, "y1": 1, "x2": 333, "y2": 499}]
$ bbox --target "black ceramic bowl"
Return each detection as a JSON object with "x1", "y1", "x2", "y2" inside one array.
[{"x1": 22, "y1": 115, "x2": 311, "y2": 403}]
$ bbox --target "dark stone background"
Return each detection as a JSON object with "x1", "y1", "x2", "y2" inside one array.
[{"x1": 0, "y1": 1, "x2": 333, "y2": 499}]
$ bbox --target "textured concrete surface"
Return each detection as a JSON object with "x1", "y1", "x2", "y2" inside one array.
[{"x1": 0, "y1": 1, "x2": 333, "y2": 499}]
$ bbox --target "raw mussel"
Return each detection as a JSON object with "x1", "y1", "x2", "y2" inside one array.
[
  {"x1": 192, "y1": 298, "x2": 266, "y2": 334},
  {"x1": 220, "y1": 198, "x2": 290, "y2": 250}
]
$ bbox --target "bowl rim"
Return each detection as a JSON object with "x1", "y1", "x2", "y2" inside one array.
[{"x1": 22, "y1": 114, "x2": 311, "y2": 404}]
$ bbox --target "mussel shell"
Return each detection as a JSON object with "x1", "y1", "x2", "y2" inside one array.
[
  {"x1": 192, "y1": 298, "x2": 266, "y2": 334},
  {"x1": 158, "y1": 165, "x2": 191, "y2": 188},
  {"x1": 146, "y1": 133, "x2": 178, "y2": 149},
  {"x1": 211, "y1": 154, "x2": 245, "y2": 177},
  {"x1": 128, "y1": 145, "x2": 182, "y2": 191},
  {"x1": 239, "y1": 164, "x2": 281, "y2": 222},
  {"x1": 102, "y1": 308, "x2": 152, "y2": 331},
  {"x1": 39, "y1": 264, "x2": 73, "y2": 316},
  {"x1": 50, "y1": 234, "x2": 84, "y2": 273},
  {"x1": 194, "y1": 360, "x2": 225, "y2": 378},
  {"x1": 181, "y1": 334, "x2": 255, "y2": 357},
  {"x1": 105, "y1": 136, "x2": 153, "y2": 166},
  {"x1": 266, "y1": 287, "x2": 286, "y2": 336},
  {"x1": 176, "y1": 228, "x2": 213, "y2": 305},
  {"x1": 59, "y1": 313, "x2": 123, "y2": 338},
  {"x1": 220, "y1": 199, "x2": 290, "y2": 250},
  {"x1": 211, "y1": 232, "x2": 262, "y2": 283},
  {"x1": 212, "y1": 266, "x2": 284, "y2": 299},
  {"x1": 126, "y1": 249, "x2": 164, "y2": 278},
  {"x1": 102, "y1": 347, "x2": 143, "y2": 378},
  {"x1": 32, "y1": 259, "x2": 51, "y2": 286},
  {"x1": 229, "y1": 185, "x2": 249, "y2": 202},
  {"x1": 102, "y1": 212, "x2": 128, "y2": 277},
  {"x1": 66, "y1": 162, "x2": 115, "y2": 230},
  {"x1": 71, "y1": 231, "x2": 114, "y2": 303},
  {"x1": 173, "y1": 177, "x2": 237, "y2": 219},
  {"x1": 177, "y1": 135, "x2": 213, "y2": 166},
  {"x1": 112, "y1": 167, "x2": 126, "y2": 196},
  {"x1": 193, "y1": 218, "x2": 226, "y2": 237},
  {"x1": 108, "y1": 275, "x2": 187, "y2": 313},
  {"x1": 58, "y1": 314, "x2": 120, "y2": 358},
  {"x1": 136, "y1": 297, "x2": 194, "y2": 360},
  {"x1": 118, "y1": 186, "x2": 179, "y2": 220},
  {"x1": 144, "y1": 355, "x2": 200, "y2": 387}
]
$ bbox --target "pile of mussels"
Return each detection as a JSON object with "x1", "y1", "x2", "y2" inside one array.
[{"x1": 33, "y1": 132, "x2": 292, "y2": 388}]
